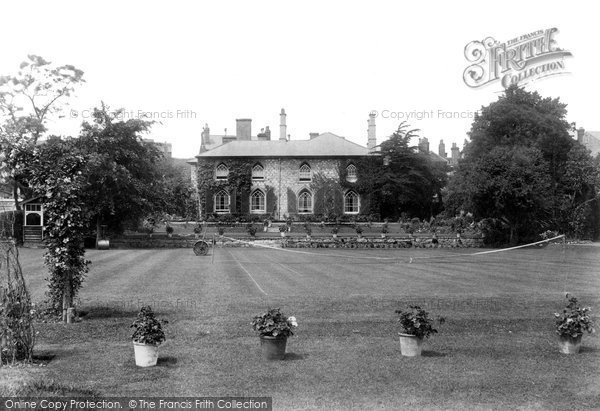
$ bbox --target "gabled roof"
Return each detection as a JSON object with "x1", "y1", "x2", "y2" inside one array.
[
  {"x1": 582, "y1": 131, "x2": 600, "y2": 156},
  {"x1": 196, "y1": 132, "x2": 370, "y2": 158}
]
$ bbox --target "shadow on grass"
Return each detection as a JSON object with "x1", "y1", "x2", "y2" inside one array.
[
  {"x1": 79, "y1": 306, "x2": 138, "y2": 320},
  {"x1": 33, "y1": 353, "x2": 56, "y2": 364},
  {"x1": 421, "y1": 350, "x2": 447, "y2": 358},
  {"x1": 157, "y1": 356, "x2": 178, "y2": 366},
  {"x1": 284, "y1": 352, "x2": 308, "y2": 361}
]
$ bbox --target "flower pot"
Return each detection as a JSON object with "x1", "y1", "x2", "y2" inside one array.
[
  {"x1": 398, "y1": 333, "x2": 423, "y2": 357},
  {"x1": 97, "y1": 239, "x2": 110, "y2": 250},
  {"x1": 558, "y1": 335, "x2": 582, "y2": 354},
  {"x1": 133, "y1": 342, "x2": 159, "y2": 367},
  {"x1": 332, "y1": 234, "x2": 337, "y2": 239},
  {"x1": 280, "y1": 232, "x2": 286, "y2": 237},
  {"x1": 260, "y1": 335, "x2": 287, "y2": 360}
]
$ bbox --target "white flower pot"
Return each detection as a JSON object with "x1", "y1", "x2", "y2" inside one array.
[
  {"x1": 133, "y1": 342, "x2": 159, "y2": 367},
  {"x1": 398, "y1": 333, "x2": 423, "y2": 357},
  {"x1": 558, "y1": 335, "x2": 582, "y2": 354}
]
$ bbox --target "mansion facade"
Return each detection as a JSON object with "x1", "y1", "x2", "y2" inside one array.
[{"x1": 190, "y1": 110, "x2": 378, "y2": 220}]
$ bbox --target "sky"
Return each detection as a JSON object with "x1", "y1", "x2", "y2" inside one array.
[{"x1": 1, "y1": 0, "x2": 598, "y2": 158}]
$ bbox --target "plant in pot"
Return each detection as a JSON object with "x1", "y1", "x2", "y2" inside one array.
[
  {"x1": 304, "y1": 223, "x2": 312, "y2": 240},
  {"x1": 381, "y1": 223, "x2": 389, "y2": 238},
  {"x1": 246, "y1": 223, "x2": 257, "y2": 238},
  {"x1": 217, "y1": 225, "x2": 225, "y2": 237},
  {"x1": 193, "y1": 224, "x2": 202, "y2": 239},
  {"x1": 331, "y1": 226, "x2": 339, "y2": 239},
  {"x1": 395, "y1": 305, "x2": 444, "y2": 357},
  {"x1": 279, "y1": 225, "x2": 287, "y2": 237},
  {"x1": 355, "y1": 224, "x2": 363, "y2": 239},
  {"x1": 251, "y1": 308, "x2": 298, "y2": 360},
  {"x1": 130, "y1": 306, "x2": 168, "y2": 367},
  {"x1": 165, "y1": 224, "x2": 174, "y2": 238},
  {"x1": 555, "y1": 293, "x2": 594, "y2": 354}
]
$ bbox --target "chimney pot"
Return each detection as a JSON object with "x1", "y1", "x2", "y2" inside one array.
[{"x1": 236, "y1": 119, "x2": 252, "y2": 140}]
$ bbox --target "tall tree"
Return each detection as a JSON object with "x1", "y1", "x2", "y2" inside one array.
[
  {"x1": 447, "y1": 85, "x2": 600, "y2": 243},
  {"x1": 0, "y1": 55, "x2": 84, "y2": 208},
  {"x1": 375, "y1": 123, "x2": 448, "y2": 219},
  {"x1": 76, "y1": 105, "x2": 166, "y2": 245}
]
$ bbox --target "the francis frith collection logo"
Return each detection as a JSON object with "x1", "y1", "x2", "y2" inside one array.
[{"x1": 463, "y1": 28, "x2": 572, "y2": 89}]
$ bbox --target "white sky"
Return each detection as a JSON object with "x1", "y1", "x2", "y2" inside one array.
[{"x1": 1, "y1": 0, "x2": 597, "y2": 158}]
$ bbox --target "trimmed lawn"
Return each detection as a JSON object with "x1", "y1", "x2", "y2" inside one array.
[{"x1": 3, "y1": 244, "x2": 600, "y2": 409}]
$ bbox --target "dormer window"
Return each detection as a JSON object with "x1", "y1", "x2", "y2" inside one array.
[
  {"x1": 299, "y1": 163, "x2": 312, "y2": 182},
  {"x1": 215, "y1": 163, "x2": 229, "y2": 180},
  {"x1": 252, "y1": 164, "x2": 264, "y2": 180},
  {"x1": 346, "y1": 164, "x2": 357, "y2": 182}
]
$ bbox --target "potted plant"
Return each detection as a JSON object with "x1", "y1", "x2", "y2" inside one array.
[
  {"x1": 355, "y1": 224, "x2": 363, "y2": 238},
  {"x1": 331, "y1": 226, "x2": 339, "y2": 239},
  {"x1": 381, "y1": 223, "x2": 389, "y2": 238},
  {"x1": 251, "y1": 308, "x2": 298, "y2": 360},
  {"x1": 246, "y1": 223, "x2": 257, "y2": 238},
  {"x1": 217, "y1": 225, "x2": 225, "y2": 238},
  {"x1": 279, "y1": 225, "x2": 287, "y2": 237},
  {"x1": 165, "y1": 224, "x2": 174, "y2": 238},
  {"x1": 395, "y1": 305, "x2": 444, "y2": 357},
  {"x1": 130, "y1": 306, "x2": 168, "y2": 367},
  {"x1": 555, "y1": 294, "x2": 594, "y2": 354},
  {"x1": 193, "y1": 224, "x2": 202, "y2": 239},
  {"x1": 304, "y1": 223, "x2": 312, "y2": 240}
]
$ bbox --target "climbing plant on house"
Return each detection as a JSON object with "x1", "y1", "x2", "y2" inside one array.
[
  {"x1": 28, "y1": 137, "x2": 90, "y2": 322},
  {"x1": 196, "y1": 159, "x2": 253, "y2": 216}
]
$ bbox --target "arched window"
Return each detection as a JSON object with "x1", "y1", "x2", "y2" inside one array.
[
  {"x1": 250, "y1": 189, "x2": 265, "y2": 213},
  {"x1": 252, "y1": 164, "x2": 264, "y2": 180},
  {"x1": 346, "y1": 164, "x2": 357, "y2": 182},
  {"x1": 215, "y1": 163, "x2": 229, "y2": 180},
  {"x1": 214, "y1": 190, "x2": 230, "y2": 213},
  {"x1": 344, "y1": 191, "x2": 360, "y2": 214},
  {"x1": 298, "y1": 189, "x2": 313, "y2": 214},
  {"x1": 299, "y1": 163, "x2": 312, "y2": 181}
]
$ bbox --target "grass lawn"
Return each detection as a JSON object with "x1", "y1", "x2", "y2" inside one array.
[{"x1": 2, "y1": 244, "x2": 599, "y2": 410}]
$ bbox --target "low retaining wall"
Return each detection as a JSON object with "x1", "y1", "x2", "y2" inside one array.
[{"x1": 108, "y1": 235, "x2": 484, "y2": 249}]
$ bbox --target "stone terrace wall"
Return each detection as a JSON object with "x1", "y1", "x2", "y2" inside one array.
[{"x1": 108, "y1": 234, "x2": 484, "y2": 249}]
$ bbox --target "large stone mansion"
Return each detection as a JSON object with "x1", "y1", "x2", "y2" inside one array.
[{"x1": 189, "y1": 110, "x2": 378, "y2": 220}]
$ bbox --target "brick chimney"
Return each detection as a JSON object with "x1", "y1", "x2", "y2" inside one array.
[
  {"x1": 418, "y1": 137, "x2": 430, "y2": 153},
  {"x1": 367, "y1": 112, "x2": 376, "y2": 151},
  {"x1": 577, "y1": 127, "x2": 585, "y2": 142},
  {"x1": 309, "y1": 132, "x2": 319, "y2": 140},
  {"x1": 451, "y1": 142, "x2": 460, "y2": 164},
  {"x1": 438, "y1": 139, "x2": 446, "y2": 158},
  {"x1": 279, "y1": 109, "x2": 287, "y2": 141},
  {"x1": 200, "y1": 123, "x2": 209, "y2": 153},
  {"x1": 236, "y1": 119, "x2": 251, "y2": 140}
]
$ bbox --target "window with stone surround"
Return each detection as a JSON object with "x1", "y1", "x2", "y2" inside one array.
[
  {"x1": 344, "y1": 191, "x2": 360, "y2": 214},
  {"x1": 298, "y1": 189, "x2": 313, "y2": 213},
  {"x1": 250, "y1": 189, "x2": 265, "y2": 213},
  {"x1": 214, "y1": 190, "x2": 230, "y2": 213},
  {"x1": 252, "y1": 164, "x2": 264, "y2": 180},
  {"x1": 346, "y1": 164, "x2": 357, "y2": 182},
  {"x1": 299, "y1": 163, "x2": 312, "y2": 182},
  {"x1": 215, "y1": 163, "x2": 229, "y2": 180}
]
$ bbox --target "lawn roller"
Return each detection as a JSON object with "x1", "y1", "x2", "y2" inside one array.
[{"x1": 193, "y1": 232, "x2": 212, "y2": 256}]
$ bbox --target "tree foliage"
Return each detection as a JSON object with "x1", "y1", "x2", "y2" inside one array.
[
  {"x1": 373, "y1": 122, "x2": 447, "y2": 218},
  {"x1": 76, "y1": 105, "x2": 166, "y2": 238},
  {"x1": 0, "y1": 55, "x2": 85, "y2": 208},
  {"x1": 447, "y1": 85, "x2": 600, "y2": 243}
]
